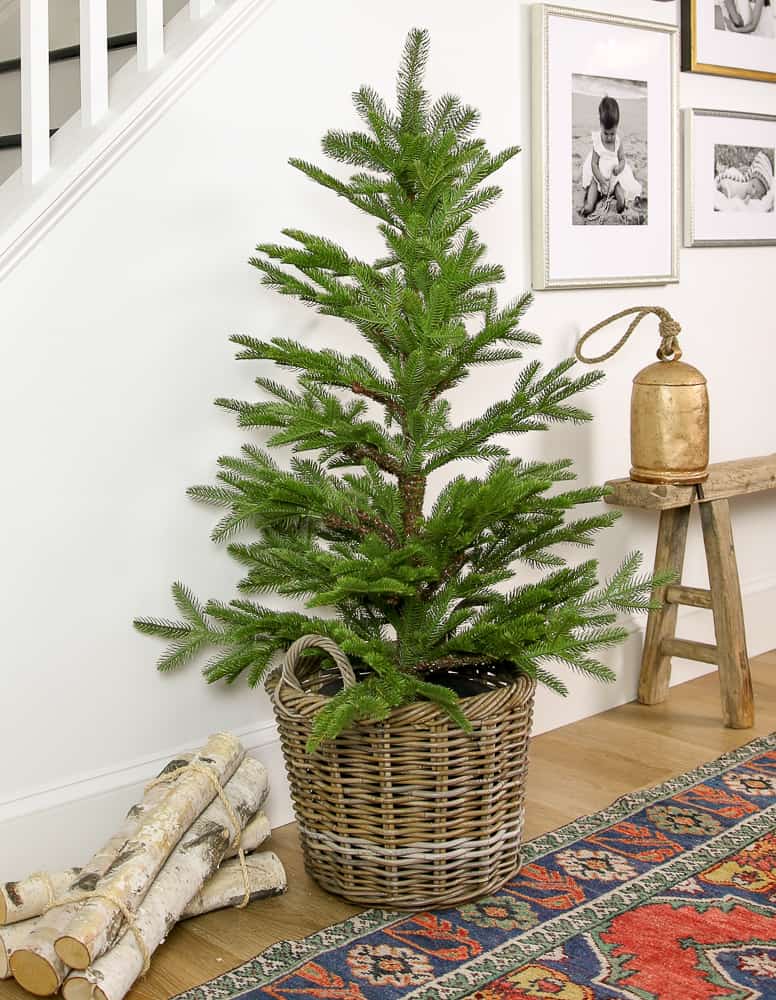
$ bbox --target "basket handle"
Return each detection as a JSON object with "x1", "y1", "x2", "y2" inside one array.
[{"x1": 279, "y1": 634, "x2": 357, "y2": 694}]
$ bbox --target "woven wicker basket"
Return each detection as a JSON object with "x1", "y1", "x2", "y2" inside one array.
[{"x1": 267, "y1": 634, "x2": 536, "y2": 909}]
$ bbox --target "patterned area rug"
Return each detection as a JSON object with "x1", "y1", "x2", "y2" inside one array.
[{"x1": 176, "y1": 734, "x2": 776, "y2": 1000}]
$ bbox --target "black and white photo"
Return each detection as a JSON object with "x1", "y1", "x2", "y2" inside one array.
[
  {"x1": 533, "y1": 5, "x2": 678, "y2": 289},
  {"x1": 572, "y1": 75, "x2": 648, "y2": 226},
  {"x1": 685, "y1": 108, "x2": 776, "y2": 245},
  {"x1": 683, "y1": 0, "x2": 776, "y2": 83},
  {"x1": 714, "y1": 0, "x2": 776, "y2": 38},
  {"x1": 713, "y1": 143, "x2": 774, "y2": 212}
]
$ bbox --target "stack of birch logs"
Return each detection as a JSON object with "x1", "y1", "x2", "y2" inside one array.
[{"x1": 0, "y1": 732, "x2": 287, "y2": 999}]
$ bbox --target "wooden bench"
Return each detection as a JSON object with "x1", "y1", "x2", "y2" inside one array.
[{"x1": 605, "y1": 455, "x2": 776, "y2": 729}]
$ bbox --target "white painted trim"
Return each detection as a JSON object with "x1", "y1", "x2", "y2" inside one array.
[
  {"x1": 0, "y1": 719, "x2": 280, "y2": 824},
  {"x1": 0, "y1": 0, "x2": 278, "y2": 284},
  {"x1": 190, "y1": 0, "x2": 216, "y2": 18},
  {"x1": 80, "y1": 0, "x2": 109, "y2": 127},
  {"x1": 136, "y1": 0, "x2": 165, "y2": 72},
  {"x1": 20, "y1": 0, "x2": 49, "y2": 184}
]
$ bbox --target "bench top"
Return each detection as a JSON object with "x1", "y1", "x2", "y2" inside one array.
[{"x1": 605, "y1": 454, "x2": 776, "y2": 510}]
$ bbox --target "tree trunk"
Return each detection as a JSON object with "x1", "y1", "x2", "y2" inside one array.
[
  {"x1": 60, "y1": 758, "x2": 270, "y2": 1000},
  {"x1": 53, "y1": 732, "x2": 244, "y2": 972},
  {"x1": 0, "y1": 870, "x2": 81, "y2": 926},
  {"x1": 8, "y1": 754, "x2": 192, "y2": 996}
]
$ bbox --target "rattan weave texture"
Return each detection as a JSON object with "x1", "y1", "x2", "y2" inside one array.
[{"x1": 267, "y1": 635, "x2": 536, "y2": 909}]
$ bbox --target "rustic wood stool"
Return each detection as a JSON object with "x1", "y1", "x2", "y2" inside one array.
[{"x1": 605, "y1": 455, "x2": 776, "y2": 729}]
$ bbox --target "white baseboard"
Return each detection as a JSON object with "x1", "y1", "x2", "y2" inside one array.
[
  {"x1": 2, "y1": 576, "x2": 775, "y2": 880},
  {"x1": 0, "y1": 721, "x2": 293, "y2": 881}
]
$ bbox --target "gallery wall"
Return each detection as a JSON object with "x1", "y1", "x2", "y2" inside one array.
[{"x1": 1, "y1": 0, "x2": 774, "y2": 875}]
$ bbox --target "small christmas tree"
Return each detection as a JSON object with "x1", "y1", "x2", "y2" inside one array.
[{"x1": 136, "y1": 29, "x2": 662, "y2": 749}]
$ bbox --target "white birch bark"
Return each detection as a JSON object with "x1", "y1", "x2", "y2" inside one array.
[
  {"x1": 61, "y1": 758, "x2": 270, "y2": 1000},
  {"x1": 225, "y1": 811, "x2": 272, "y2": 858},
  {"x1": 0, "y1": 755, "x2": 261, "y2": 929},
  {"x1": 0, "y1": 869, "x2": 81, "y2": 926},
  {"x1": 0, "y1": 919, "x2": 36, "y2": 978},
  {"x1": 2, "y1": 813, "x2": 271, "y2": 984},
  {"x1": 54, "y1": 732, "x2": 244, "y2": 971},
  {"x1": 181, "y1": 850, "x2": 286, "y2": 920},
  {"x1": 8, "y1": 753, "x2": 194, "y2": 997}
]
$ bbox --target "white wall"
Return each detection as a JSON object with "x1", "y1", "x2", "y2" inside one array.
[{"x1": 1, "y1": 0, "x2": 775, "y2": 877}]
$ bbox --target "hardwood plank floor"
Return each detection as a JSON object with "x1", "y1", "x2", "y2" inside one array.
[{"x1": 2, "y1": 653, "x2": 774, "y2": 999}]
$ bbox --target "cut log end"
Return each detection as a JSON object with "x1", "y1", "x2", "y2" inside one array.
[
  {"x1": 0, "y1": 937, "x2": 8, "y2": 979},
  {"x1": 62, "y1": 976, "x2": 108, "y2": 1000},
  {"x1": 9, "y1": 949, "x2": 62, "y2": 996},
  {"x1": 55, "y1": 935, "x2": 92, "y2": 970},
  {"x1": 0, "y1": 896, "x2": 7, "y2": 925}
]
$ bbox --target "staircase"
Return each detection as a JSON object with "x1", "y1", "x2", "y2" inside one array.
[{"x1": 0, "y1": 0, "x2": 273, "y2": 281}]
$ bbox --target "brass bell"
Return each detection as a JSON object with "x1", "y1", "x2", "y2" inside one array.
[
  {"x1": 630, "y1": 358, "x2": 709, "y2": 485},
  {"x1": 576, "y1": 306, "x2": 710, "y2": 486}
]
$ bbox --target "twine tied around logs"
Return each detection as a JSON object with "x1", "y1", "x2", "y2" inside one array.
[
  {"x1": 42, "y1": 887, "x2": 153, "y2": 977},
  {"x1": 143, "y1": 759, "x2": 252, "y2": 910},
  {"x1": 41, "y1": 756, "x2": 253, "y2": 980},
  {"x1": 575, "y1": 306, "x2": 683, "y2": 365}
]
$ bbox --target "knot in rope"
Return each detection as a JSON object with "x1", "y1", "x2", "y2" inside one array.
[{"x1": 575, "y1": 306, "x2": 683, "y2": 366}]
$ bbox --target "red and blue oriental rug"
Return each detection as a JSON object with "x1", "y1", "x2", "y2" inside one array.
[{"x1": 176, "y1": 734, "x2": 776, "y2": 999}]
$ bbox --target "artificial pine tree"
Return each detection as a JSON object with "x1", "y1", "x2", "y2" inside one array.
[{"x1": 136, "y1": 29, "x2": 664, "y2": 750}]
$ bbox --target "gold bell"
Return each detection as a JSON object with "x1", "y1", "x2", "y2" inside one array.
[
  {"x1": 630, "y1": 358, "x2": 709, "y2": 485},
  {"x1": 576, "y1": 306, "x2": 710, "y2": 486}
]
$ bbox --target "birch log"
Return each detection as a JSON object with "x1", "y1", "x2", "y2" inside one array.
[
  {"x1": 54, "y1": 732, "x2": 244, "y2": 971},
  {"x1": 9, "y1": 755, "x2": 192, "y2": 997},
  {"x1": 181, "y1": 851, "x2": 286, "y2": 919},
  {"x1": 226, "y1": 811, "x2": 272, "y2": 858},
  {"x1": 1, "y1": 919, "x2": 36, "y2": 978},
  {"x1": 61, "y1": 758, "x2": 269, "y2": 1000},
  {"x1": 0, "y1": 869, "x2": 81, "y2": 926},
  {"x1": 63, "y1": 851, "x2": 287, "y2": 1000},
  {"x1": 0, "y1": 759, "x2": 261, "y2": 930},
  {"x1": 2, "y1": 812, "x2": 272, "y2": 983}
]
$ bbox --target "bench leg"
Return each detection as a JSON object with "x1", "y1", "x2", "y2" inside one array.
[
  {"x1": 699, "y1": 498, "x2": 754, "y2": 729},
  {"x1": 638, "y1": 505, "x2": 691, "y2": 705}
]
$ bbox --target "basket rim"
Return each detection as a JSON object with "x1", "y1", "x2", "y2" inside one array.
[{"x1": 266, "y1": 657, "x2": 536, "y2": 727}]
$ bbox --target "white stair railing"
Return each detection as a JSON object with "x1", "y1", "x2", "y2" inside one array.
[
  {"x1": 1, "y1": 0, "x2": 275, "y2": 284},
  {"x1": 17, "y1": 0, "x2": 222, "y2": 189},
  {"x1": 136, "y1": 0, "x2": 164, "y2": 73},
  {"x1": 79, "y1": 0, "x2": 109, "y2": 127},
  {"x1": 20, "y1": 0, "x2": 50, "y2": 184}
]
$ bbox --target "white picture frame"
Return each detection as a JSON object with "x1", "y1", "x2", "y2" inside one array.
[
  {"x1": 684, "y1": 107, "x2": 776, "y2": 247},
  {"x1": 532, "y1": 4, "x2": 679, "y2": 290}
]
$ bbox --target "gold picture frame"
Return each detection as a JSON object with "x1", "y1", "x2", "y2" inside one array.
[{"x1": 682, "y1": 0, "x2": 776, "y2": 83}]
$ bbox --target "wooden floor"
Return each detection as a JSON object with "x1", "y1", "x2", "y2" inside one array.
[{"x1": 2, "y1": 653, "x2": 774, "y2": 999}]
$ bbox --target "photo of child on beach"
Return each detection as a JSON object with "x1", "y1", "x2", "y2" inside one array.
[
  {"x1": 715, "y1": 0, "x2": 776, "y2": 38},
  {"x1": 572, "y1": 74, "x2": 648, "y2": 227},
  {"x1": 714, "y1": 143, "x2": 775, "y2": 212}
]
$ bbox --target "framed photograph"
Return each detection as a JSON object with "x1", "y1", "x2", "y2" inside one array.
[
  {"x1": 684, "y1": 108, "x2": 776, "y2": 246},
  {"x1": 682, "y1": 0, "x2": 776, "y2": 83},
  {"x1": 532, "y1": 4, "x2": 679, "y2": 290}
]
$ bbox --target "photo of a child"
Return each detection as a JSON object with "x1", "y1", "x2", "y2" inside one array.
[
  {"x1": 715, "y1": 0, "x2": 776, "y2": 38},
  {"x1": 714, "y1": 144, "x2": 775, "y2": 212},
  {"x1": 572, "y1": 75, "x2": 648, "y2": 226}
]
